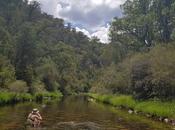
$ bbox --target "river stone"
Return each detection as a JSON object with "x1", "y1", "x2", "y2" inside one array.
[
  {"x1": 128, "y1": 109, "x2": 133, "y2": 114},
  {"x1": 164, "y1": 118, "x2": 169, "y2": 123}
]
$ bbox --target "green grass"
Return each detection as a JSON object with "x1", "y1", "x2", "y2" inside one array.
[
  {"x1": 0, "y1": 92, "x2": 16, "y2": 104},
  {"x1": 34, "y1": 92, "x2": 63, "y2": 101},
  {"x1": 88, "y1": 93, "x2": 175, "y2": 119},
  {"x1": 0, "y1": 91, "x2": 63, "y2": 105},
  {"x1": 134, "y1": 101, "x2": 175, "y2": 118}
]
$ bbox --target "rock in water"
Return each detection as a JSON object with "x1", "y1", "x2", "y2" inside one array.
[{"x1": 128, "y1": 109, "x2": 133, "y2": 114}]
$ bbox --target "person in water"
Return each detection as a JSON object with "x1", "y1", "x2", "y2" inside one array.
[{"x1": 27, "y1": 108, "x2": 42, "y2": 127}]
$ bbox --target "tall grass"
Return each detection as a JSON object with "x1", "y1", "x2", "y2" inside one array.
[
  {"x1": 135, "y1": 101, "x2": 175, "y2": 118},
  {"x1": 0, "y1": 92, "x2": 15, "y2": 104},
  {"x1": 0, "y1": 91, "x2": 63, "y2": 105},
  {"x1": 0, "y1": 92, "x2": 32, "y2": 105},
  {"x1": 88, "y1": 93, "x2": 175, "y2": 118},
  {"x1": 34, "y1": 92, "x2": 63, "y2": 101}
]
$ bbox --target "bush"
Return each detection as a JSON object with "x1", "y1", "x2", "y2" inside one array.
[
  {"x1": 0, "y1": 92, "x2": 32, "y2": 104},
  {"x1": 0, "y1": 91, "x2": 63, "y2": 105},
  {"x1": 130, "y1": 54, "x2": 153, "y2": 99},
  {"x1": 13, "y1": 93, "x2": 33, "y2": 102},
  {"x1": 150, "y1": 45, "x2": 175, "y2": 99},
  {"x1": 91, "y1": 64, "x2": 130, "y2": 94},
  {"x1": 129, "y1": 45, "x2": 175, "y2": 100},
  {"x1": 32, "y1": 81, "x2": 47, "y2": 93},
  {"x1": 34, "y1": 91, "x2": 63, "y2": 101},
  {"x1": 8, "y1": 80, "x2": 28, "y2": 93},
  {"x1": 36, "y1": 59, "x2": 60, "y2": 92},
  {"x1": 0, "y1": 92, "x2": 14, "y2": 104},
  {"x1": 0, "y1": 55, "x2": 15, "y2": 88},
  {"x1": 91, "y1": 44, "x2": 175, "y2": 100}
]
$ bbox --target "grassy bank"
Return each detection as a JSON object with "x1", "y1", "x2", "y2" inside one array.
[
  {"x1": 88, "y1": 93, "x2": 175, "y2": 119},
  {"x1": 0, "y1": 92, "x2": 63, "y2": 105}
]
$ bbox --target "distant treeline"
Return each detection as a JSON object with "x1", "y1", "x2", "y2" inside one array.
[{"x1": 0, "y1": 0, "x2": 175, "y2": 100}]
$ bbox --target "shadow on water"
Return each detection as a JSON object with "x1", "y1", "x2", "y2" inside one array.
[{"x1": 0, "y1": 95, "x2": 173, "y2": 130}]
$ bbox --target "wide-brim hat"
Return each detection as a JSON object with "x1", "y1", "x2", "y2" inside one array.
[{"x1": 32, "y1": 108, "x2": 39, "y2": 113}]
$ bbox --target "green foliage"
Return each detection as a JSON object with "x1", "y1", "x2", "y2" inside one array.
[
  {"x1": 89, "y1": 93, "x2": 136, "y2": 108},
  {"x1": 34, "y1": 91, "x2": 63, "y2": 101},
  {"x1": 130, "y1": 54, "x2": 152, "y2": 99},
  {"x1": 36, "y1": 58, "x2": 59, "y2": 92},
  {"x1": 32, "y1": 80, "x2": 47, "y2": 93},
  {"x1": 91, "y1": 64, "x2": 119, "y2": 94},
  {"x1": 13, "y1": 93, "x2": 33, "y2": 102},
  {"x1": 150, "y1": 45, "x2": 175, "y2": 99},
  {"x1": 8, "y1": 80, "x2": 28, "y2": 93},
  {"x1": 0, "y1": 55, "x2": 15, "y2": 88},
  {"x1": 92, "y1": 44, "x2": 175, "y2": 100},
  {"x1": 0, "y1": 92, "x2": 32, "y2": 105},
  {"x1": 110, "y1": 0, "x2": 175, "y2": 55},
  {"x1": 15, "y1": 24, "x2": 37, "y2": 87},
  {"x1": 89, "y1": 93, "x2": 175, "y2": 118},
  {"x1": 0, "y1": 0, "x2": 102, "y2": 95},
  {"x1": 0, "y1": 0, "x2": 175, "y2": 102},
  {"x1": 129, "y1": 45, "x2": 175, "y2": 100},
  {"x1": 0, "y1": 27, "x2": 14, "y2": 59},
  {"x1": 135, "y1": 101, "x2": 175, "y2": 118},
  {"x1": 0, "y1": 91, "x2": 62, "y2": 105},
  {"x1": 0, "y1": 92, "x2": 15, "y2": 104}
]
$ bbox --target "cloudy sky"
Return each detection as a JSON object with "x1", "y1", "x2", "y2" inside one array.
[{"x1": 30, "y1": 0, "x2": 126, "y2": 43}]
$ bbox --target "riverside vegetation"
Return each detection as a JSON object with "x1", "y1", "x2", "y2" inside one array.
[
  {"x1": 88, "y1": 94, "x2": 175, "y2": 121},
  {"x1": 0, "y1": 92, "x2": 62, "y2": 105},
  {"x1": 0, "y1": 0, "x2": 175, "y2": 124}
]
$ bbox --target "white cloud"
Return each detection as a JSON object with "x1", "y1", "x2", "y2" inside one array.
[
  {"x1": 76, "y1": 24, "x2": 110, "y2": 43},
  {"x1": 91, "y1": 24, "x2": 110, "y2": 43},
  {"x1": 75, "y1": 27, "x2": 91, "y2": 38},
  {"x1": 31, "y1": 0, "x2": 125, "y2": 28},
  {"x1": 91, "y1": 0, "x2": 104, "y2": 5},
  {"x1": 29, "y1": 0, "x2": 126, "y2": 43}
]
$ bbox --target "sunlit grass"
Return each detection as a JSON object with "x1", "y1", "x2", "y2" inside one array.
[
  {"x1": 0, "y1": 91, "x2": 63, "y2": 105},
  {"x1": 34, "y1": 91, "x2": 63, "y2": 101},
  {"x1": 135, "y1": 101, "x2": 175, "y2": 118},
  {"x1": 88, "y1": 93, "x2": 175, "y2": 118}
]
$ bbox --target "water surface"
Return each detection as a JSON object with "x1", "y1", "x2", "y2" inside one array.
[{"x1": 0, "y1": 96, "x2": 173, "y2": 130}]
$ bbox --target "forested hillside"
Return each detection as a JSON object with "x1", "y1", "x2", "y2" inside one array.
[
  {"x1": 0, "y1": 0, "x2": 105, "y2": 95},
  {"x1": 0, "y1": 0, "x2": 175, "y2": 100}
]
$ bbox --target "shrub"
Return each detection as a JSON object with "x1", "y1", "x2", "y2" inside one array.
[
  {"x1": 150, "y1": 45, "x2": 175, "y2": 100},
  {"x1": 130, "y1": 54, "x2": 153, "y2": 99},
  {"x1": 0, "y1": 55, "x2": 15, "y2": 88},
  {"x1": 121, "y1": 45, "x2": 175, "y2": 100},
  {"x1": 36, "y1": 59, "x2": 60, "y2": 92},
  {"x1": 32, "y1": 81, "x2": 47, "y2": 93},
  {"x1": 34, "y1": 91, "x2": 62, "y2": 101},
  {"x1": 8, "y1": 80, "x2": 28, "y2": 93}
]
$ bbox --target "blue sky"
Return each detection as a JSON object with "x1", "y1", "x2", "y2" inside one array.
[{"x1": 29, "y1": 0, "x2": 126, "y2": 43}]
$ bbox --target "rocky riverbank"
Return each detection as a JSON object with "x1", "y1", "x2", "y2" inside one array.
[{"x1": 88, "y1": 93, "x2": 175, "y2": 126}]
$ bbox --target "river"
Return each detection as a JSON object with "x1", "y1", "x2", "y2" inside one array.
[{"x1": 0, "y1": 96, "x2": 173, "y2": 130}]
